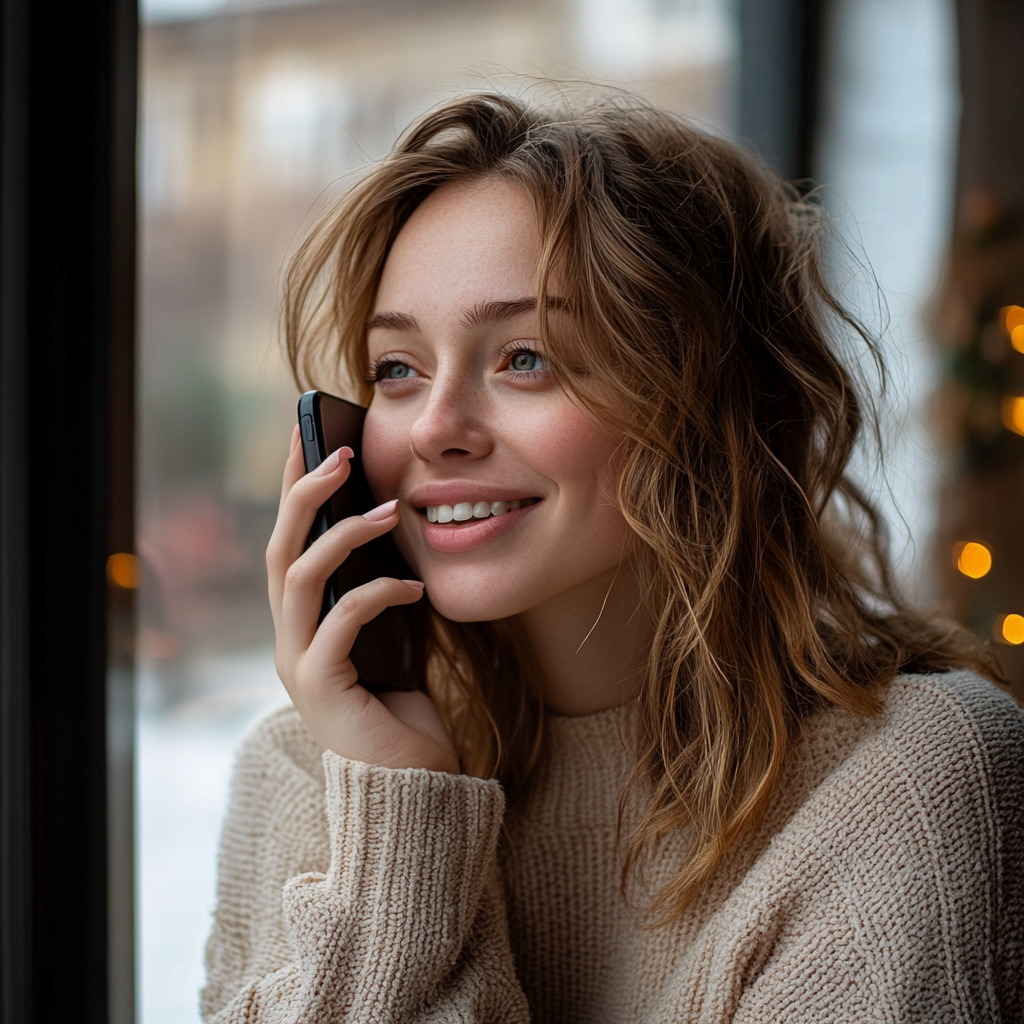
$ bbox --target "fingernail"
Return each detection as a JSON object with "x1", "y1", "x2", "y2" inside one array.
[
  {"x1": 314, "y1": 448, "x2": 340, "y2": 474},
  {"x1": 363, "y1": 499, "x2": 399, "y2": 521},
  {"x1": 314, "y1": 447, "x2": 351, "y2": 475},
  {"x1": 402, "y1": 579, "x2": 425, "y2": 590}
]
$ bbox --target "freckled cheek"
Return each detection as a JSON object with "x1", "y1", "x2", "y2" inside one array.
[
  {"x1": 361, "y1": 413, "x2": 411, "y2": 504},
  {"x1": 519, "y1": 409, "x2": 621, "y2": 500}
]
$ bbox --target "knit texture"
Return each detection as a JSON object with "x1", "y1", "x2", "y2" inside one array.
[{"x1": 202, "y1": 671, "x2": 1024, "y2": 1022}]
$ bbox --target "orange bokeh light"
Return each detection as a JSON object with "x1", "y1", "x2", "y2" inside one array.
[
  {"x1": 107, "y1": 552, "x2": 142, "y2": 589},
  {"x1": 998, "y1": 614, "x2": 1024, "y2": 646},
  {"x1": 1012, "y1": 324, "x2": 1024, "y2": 354},
  {"x1": 953, "y1": 541, "x2": 992, "y2": 579},
  {"x1": 1002, "y1": 396, "x2": 1024, "y2": 436},
  {"x1": 1000, "y1": 305, "x2": 1024, "y2": 334}
]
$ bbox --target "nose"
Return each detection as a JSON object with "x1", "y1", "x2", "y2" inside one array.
[{"x1": 408, "y1": 374, "x2": 494, "y2": 464}]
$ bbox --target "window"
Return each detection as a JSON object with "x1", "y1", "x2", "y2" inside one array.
[
  {"x1": 135, "y1": 5, "x2": 736, "y2": 1022},
  {"x1": 2, "y1": 3, "x2": 976, "y2": 1023}
]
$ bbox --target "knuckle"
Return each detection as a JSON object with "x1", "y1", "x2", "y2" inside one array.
[
  {"x1": 286, "y1": 478, "x2": 324, "y2": 513},
  {"x1": 265, "y1": 543, "x2": 281, "y2": 571},
  {"x1": 335, "y1": 593, "x2": 362, "y2": 620},
  {"x1": 282, "y1": 562, "x2": 308, "y2": 594},
  {"x1": 326, "y1": 522, "x2": 357, "y2": 553}
]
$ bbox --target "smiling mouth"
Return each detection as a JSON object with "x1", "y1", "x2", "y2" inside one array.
[{"x1": 421, "y1": 498, "x2": 541, "y2": 524}]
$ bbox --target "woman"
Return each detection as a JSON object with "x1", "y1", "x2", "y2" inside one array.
[{"x1": 202, "y1": 90, "x2": 1024, "y2": 1023}]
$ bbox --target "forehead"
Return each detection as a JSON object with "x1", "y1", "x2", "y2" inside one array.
[{"x1": 372, "y1": 178, "x2": 543, "y2": 319}]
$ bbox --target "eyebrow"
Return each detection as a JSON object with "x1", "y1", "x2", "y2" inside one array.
[
  {"x1": 365, "y1": 310, "x2": 420, "y2": 332},
  {"x1": 365, "y1": 296, "x2": 568, "y2": 334}
]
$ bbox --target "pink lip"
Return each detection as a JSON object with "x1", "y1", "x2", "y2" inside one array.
[{"x1": 419, "y1": 501, "x2": 540, "y2": 554}]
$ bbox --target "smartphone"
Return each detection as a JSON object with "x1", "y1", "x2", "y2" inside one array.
[{"x1": 297, "y1": 390, "x2": 426, "y2": 693}]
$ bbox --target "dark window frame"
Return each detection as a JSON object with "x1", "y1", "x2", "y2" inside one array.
[
  {"x1": 1, "y1": 0, "x2": 137, "y2": 1021},
  {"x1": 738, "y1": 0, "x2": 825, "y2": 183}
]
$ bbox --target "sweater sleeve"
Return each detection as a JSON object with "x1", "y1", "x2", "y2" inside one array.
[{"x1": 201, "y1": 708, "x2": 531, "y2": 1023}]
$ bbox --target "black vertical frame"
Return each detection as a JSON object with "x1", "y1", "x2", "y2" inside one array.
[
  {"x1": 0, "y1": 0, "x2": 137, "y2": 1021},
  {"x1": 737, "y1": 0, "x2": 826, "y2": 182}
]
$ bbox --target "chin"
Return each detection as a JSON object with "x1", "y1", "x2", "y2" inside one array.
[{"x1": 420, "y1": 572, "x2": 536, "y2": 623}]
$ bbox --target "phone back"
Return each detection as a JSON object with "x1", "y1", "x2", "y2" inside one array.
[{"x1": 298, "y1": 391, "x2": 427, "y2": 693}]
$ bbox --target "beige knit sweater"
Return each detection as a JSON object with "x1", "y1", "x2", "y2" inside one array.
[{"x1": 202, "y1": 670, "x2": 1024, "y2": 1023}]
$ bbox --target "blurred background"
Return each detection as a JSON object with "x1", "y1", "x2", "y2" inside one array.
[{"x1": 133, "y1": 0, "x2": 1024, "y2": 1021}]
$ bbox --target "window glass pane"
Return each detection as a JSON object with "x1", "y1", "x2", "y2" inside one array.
[
  {"x1": 136, "y1": 4, "x2": 736, "y2": 1021},
  {"x1": 815, "y1": 0, "x2": 959, "y2": 592}
]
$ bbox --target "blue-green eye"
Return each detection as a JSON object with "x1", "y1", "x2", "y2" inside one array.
[
  {"x1": 373, "y1": 360, "x2": 417, "y2": 382},
  {"x1": 508, "y1": 350, "x2": 547, "y2": 372}
]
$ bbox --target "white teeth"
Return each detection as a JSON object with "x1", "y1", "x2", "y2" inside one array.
[{"x1": 424, "y1": 498, "x2": 535, "y2": 523}]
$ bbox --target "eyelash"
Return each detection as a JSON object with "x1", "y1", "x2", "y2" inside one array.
[
  {"x1": 365, "y1": 356, "x2": 408, "y2": 388},
  {"x1": 365, "y1": 344, "x2": 549, "y2": 388},
  {"x1": 498, "y1": 343, "x2": 548, "y2": 379}
]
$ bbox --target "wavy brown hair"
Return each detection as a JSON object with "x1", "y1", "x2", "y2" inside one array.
[{"x1": 282, "y1": 88, "x2": 995, "y2": 921}]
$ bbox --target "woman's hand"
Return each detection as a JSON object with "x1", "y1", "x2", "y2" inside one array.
[{"x1": 266, "y1": 425, "x2": 460, "y2": 774}]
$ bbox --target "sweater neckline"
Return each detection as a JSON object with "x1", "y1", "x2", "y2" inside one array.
[
  {"x1": 510, "y1": 699, "x2": 639, "y2": 830},
  {"x1": 544, "y1": 700, "x2": 638, "y2": 733}
]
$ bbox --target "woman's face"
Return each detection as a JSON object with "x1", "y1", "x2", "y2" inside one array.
[{"x1": 362, "y1": 177, "x2": 630, "y2": 623}]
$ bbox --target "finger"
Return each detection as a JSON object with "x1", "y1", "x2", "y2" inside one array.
[
  {"x1": 267, "y1": 446, "x2": 355, "y2": 600},
  {"x1": 279, "y1": 430, "x2": 353, "y2": 512},
  {"x1": 302, "y1": 576, "x2": 424, "y2": 687},
  {"x1": 277, "y1": 503, "x2": 403, "y2": 651},
  {"x1": 278, "y1": 425, "x2": 304, "y2": 512}
]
